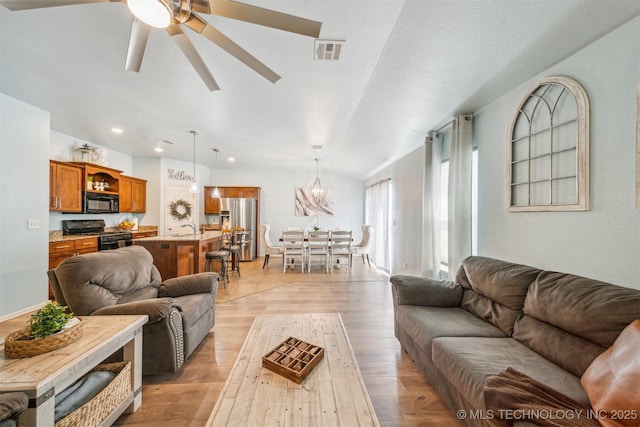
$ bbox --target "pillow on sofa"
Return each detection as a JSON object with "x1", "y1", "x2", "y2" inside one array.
[{"x1": 580, "y1": 319, "x2": 640, "y2": 427}]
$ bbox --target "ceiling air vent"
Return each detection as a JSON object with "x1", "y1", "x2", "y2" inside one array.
[{"x1": 314, "y1": 39, "x2": 345, "y2": 61}]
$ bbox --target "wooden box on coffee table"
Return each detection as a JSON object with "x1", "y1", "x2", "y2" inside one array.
[{"x1": 262, "y1": 336, "x2": 324, "y2": 384}]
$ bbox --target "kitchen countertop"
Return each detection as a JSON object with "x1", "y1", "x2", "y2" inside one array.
[
  {"x1": 49, "y1": 226, "x2": 159, "y2": 242},
  {"x1": 134, "y1": 230, "x2": 222, "y2": 242}
]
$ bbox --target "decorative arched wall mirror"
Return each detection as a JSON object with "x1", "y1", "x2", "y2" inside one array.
[{"x1": 507, "y1": 76, "x2": 589, "y2": 211}]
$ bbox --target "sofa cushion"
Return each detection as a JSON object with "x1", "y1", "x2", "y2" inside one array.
[
  {"x1": 431, "y1": 337, "x2": 589, "y2": 412},
  {"x1": 456, "y1": 257, "x2": 541, "y2": 335},
  {"x1": 396, "y1": 305, "x2": 507, "y2": 360},
  {"x1": 54, "y1": 246, "x2": 161, "y2": 315},
  {"x1": 581, "y1": 319, "x2": 640, "y2": 427},
  {"x1": 514, "y1": 271, "x2": 640, "y2": 377}
]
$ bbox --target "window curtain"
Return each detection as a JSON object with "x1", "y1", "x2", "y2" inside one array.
[
  {"x1": 447, "y1": 114, "x2": 474, "y2": 279},
  {"x1": 365, "y1": 179, "x2": 391, "y2": 272},
  {"x1": 422, "y1": 131, "x2": 442, "y2": 278}
]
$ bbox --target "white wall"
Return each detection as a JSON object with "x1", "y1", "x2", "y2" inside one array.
[
  {"x1": 1, "y1": 94, "x2": 50, "y2": 318},
  {"x1": 371, "y1": 16, "x2": 640, "y2": 288},
  {"x1": 476, "y1": 16, "x2": 640, "y2": 289}
]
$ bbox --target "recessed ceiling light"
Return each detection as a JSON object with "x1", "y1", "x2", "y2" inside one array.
[
  {"x1": 111, "y1": 127, "x2": 124, "y2": 134},
  {"x1": 154, "y1": 147, "x2": 164, "y2": 153},
  {"x1": 228, "y1": 157, "x2": 235, "y2": 162}
]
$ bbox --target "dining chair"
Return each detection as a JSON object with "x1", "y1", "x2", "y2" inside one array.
[
  {"x1": 330, "y1": 230, "x2": 352, "y2": 272},
  {"x1": 306, "y1": 230, "x2": 330, "y2": 273},
  {"x1": 259, "y1": 224, "x2": 284, "y2": 269},
  {"x1": 281, "y1": 229, "x2": 305, "y2": 273},
  {"x1": 353, "y1": 225, "x2": 373, "y2": 268}
]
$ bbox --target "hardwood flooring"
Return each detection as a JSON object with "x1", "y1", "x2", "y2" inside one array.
[{"x1": 113, "y1": 258, "x2": 460, "y2": 426}]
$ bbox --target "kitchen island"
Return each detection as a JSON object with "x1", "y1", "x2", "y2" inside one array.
[{"x1": 134, "y1": 231, "x2": 223, "y2": 280}]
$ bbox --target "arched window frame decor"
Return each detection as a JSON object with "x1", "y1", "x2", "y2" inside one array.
[{"x1": 507, "y1": 76, "x2": 589, "y2": 211}]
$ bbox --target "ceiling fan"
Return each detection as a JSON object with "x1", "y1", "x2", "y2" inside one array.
[{"x1": 0, "y1": 0, "x2": 322, "y2": 91}]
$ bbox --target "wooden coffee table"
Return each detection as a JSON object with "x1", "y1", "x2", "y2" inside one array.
[{"x1": 207, "y1": 313, "x2": 379, "y2": 426}]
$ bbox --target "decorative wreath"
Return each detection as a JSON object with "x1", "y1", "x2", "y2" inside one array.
[{"x1": 169, "y1": 199, "x2": 193, "y2": 221}]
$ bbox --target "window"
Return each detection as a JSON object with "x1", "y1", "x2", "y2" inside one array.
[
  {"x1": 365, "y1": 178, "x2": 391, "y2": 272},
  {"x1": 507, "y1": 76, "x2": 589, "y2": 211}
]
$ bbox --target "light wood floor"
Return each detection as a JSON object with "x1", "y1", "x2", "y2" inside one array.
[{"x1": 113, "y1": 258, "x2": 460, "y2": 426}]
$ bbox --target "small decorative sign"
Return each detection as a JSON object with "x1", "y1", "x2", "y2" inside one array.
[{"x1": 167, "y1": 169, "x2": 194, "y2": 182}]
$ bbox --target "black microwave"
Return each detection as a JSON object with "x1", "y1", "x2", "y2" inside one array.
[{"x1": 83, "y1": 192, "x2": 119, "y2": 214}]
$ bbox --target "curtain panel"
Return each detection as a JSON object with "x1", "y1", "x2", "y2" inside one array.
[
  {"x1": 447, "y1": 114, "x2": 474, "y2": 279},
  {"x1": 422, "y1": 131, "x2": 442, "y2": 278}
]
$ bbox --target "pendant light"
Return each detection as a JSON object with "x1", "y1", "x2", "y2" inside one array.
[
  {"x1": 212, "y1": 148, "x2": 221, "y2": 198},
  {"x1": 188, "y1": 130, "x2": 200, "y2": 194},
  {"x1": 311, "y1": 158, "x2": 323, "y2": 202}
]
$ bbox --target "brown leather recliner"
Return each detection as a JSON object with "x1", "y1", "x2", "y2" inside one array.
[{"x1": 47, "y1": 245, "x2": 218, "y2": 375}]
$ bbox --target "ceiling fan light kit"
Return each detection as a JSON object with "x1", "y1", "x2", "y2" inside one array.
[
  {"x1": 127, "y1": 0, "x2": 172, "y2": 28},
  {"x1": 0, "y1": 0, "x2": 323, "y2": 91}
]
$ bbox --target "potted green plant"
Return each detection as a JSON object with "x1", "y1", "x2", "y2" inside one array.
[
  {"x1": 29, "y1": 301, "x2": 75, "y2": 339},
  {"x1": 4, "y1": 302, "x2": 83, "y2": 358}
]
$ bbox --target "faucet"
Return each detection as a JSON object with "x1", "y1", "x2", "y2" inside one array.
[{"x1": 181, "y1": 222, "x2": 197, "y2": 237}]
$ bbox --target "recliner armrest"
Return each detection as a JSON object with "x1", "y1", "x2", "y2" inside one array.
[
  {"x1": 91, "y1": 297, "x2": 181, "y2": 323},
  {"x1": 390, "y1": 275, "x2": 463, "y2": 307},
  {"x1": 159, "y1": 272, "x2": 218, "y2": 298}
]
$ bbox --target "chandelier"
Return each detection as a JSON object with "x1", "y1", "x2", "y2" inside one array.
[{"x1": 310, "y1": 158, "x2": 323, "y2": 203}]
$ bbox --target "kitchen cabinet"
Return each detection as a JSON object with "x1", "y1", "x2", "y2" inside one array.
[
  {"x1": 204, "y1": 186, "x2": 260, "y2": 214},
  {"x1": 50, "y1": 161, "x2": 83, "y2": 212},
  {"x1": 74, "y1": 162, "x2": 122, "y2": 195},
  {"x1": 48, "y1": 237, "x2": 98, "y2": 299},
  {"x1": 204, "y1": 188, "x2": 221, "y2": 214},
  {"x1": 120, "y1": 175, "x2": 147, "y2": 213}
]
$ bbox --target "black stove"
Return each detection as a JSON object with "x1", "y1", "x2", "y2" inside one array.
[{"x1": 62, "y1": 219, "x2": 132, "y2": 251}]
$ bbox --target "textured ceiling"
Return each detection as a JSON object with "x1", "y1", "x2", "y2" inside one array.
[{"x1": 1, "y1": 0, "x2": 638, "y2": 178}]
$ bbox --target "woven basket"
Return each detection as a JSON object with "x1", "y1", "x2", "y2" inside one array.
[
  {"x1": 4, "y1": 318, "x2": 83, "y2": 358},
  {"x1": 55, "y1": 361, "x2": 132, "y2": 427}
]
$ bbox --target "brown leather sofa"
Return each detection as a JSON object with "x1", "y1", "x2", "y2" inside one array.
[
  {"x1": 48, "y1": 245, "x2": 218, "y2": 375},
  {"x1": 391, "y1": 256, "x2": 640, "y2": 427}
]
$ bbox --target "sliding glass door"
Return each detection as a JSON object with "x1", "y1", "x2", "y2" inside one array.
[{"x1": 365, "y1": 179, "x2": 391, "y2": 272}]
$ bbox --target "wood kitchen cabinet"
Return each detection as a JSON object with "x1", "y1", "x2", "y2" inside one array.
[
  {"x1": 49, "y1": 160, "x2": 83, "y2": 212},
  {"x1": 48, "y1": 237, "x2": 98, "y2": 299},
  {"x1": 120, "y1": 175, "x2": 147, "y2": 213},
  {"x1": 204, "y1": 186, "x2": 260, "y2": 214},
  {"x1": 204, "y1": 187, "x2": 221, "y2": 214}
]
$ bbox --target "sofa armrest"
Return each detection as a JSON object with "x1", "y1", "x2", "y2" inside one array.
[
  {"x1": 159, "y1": 272, "x2": 218, "y2": 298},
  {"x1": 390, "y1": 275, "x2": 463, "y2": 307},
  {"x1": 91, "y1": 297, "x2": 181, "y2": 323}
]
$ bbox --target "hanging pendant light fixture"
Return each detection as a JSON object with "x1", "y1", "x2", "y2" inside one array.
[
  {"x1": 311, "y1": 158, "x2": 323, "y2": 202},
  {"x1": 212, "y1": 148, "x2": 221, "y2": 198},
  {"x1": 188, "y1": 130, "x2": 200, "y2": 194}
]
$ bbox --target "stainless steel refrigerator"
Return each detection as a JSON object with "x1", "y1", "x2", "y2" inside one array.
[{"x1": 220, "y1": 198, "x2": 257, "y2": 261}]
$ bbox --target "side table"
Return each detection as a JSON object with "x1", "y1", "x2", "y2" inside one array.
[{"x1": 0, "y1": 315, "x2": 148, "y2": 427}]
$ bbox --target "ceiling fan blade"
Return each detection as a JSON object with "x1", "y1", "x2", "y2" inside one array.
[
  {"x1": 125, "y1": 19, "x2": 150, "y2": 72},
  {"x1": 184, "y1": 14, "x2": 280, "y2": 84},
  {"x1": 167, "y1": 25, "x2": 220, "y2": 91},
  {"x1": 201, "y1": 0, "x2": 322, "y2": 39},
  {"x1": 0, "y1": 0, "x2": 113, "y2": 11}
]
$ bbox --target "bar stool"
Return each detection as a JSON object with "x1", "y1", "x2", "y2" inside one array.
[
  {"x1": 221, "y1": 230, "x2": 241, "y2": 277},
  {"x1": 205, "y1": 250, "x2": 229, "y2": 288},
  {"x1": 227, "y1": 245, "x2": 241, "y2": 276}
]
